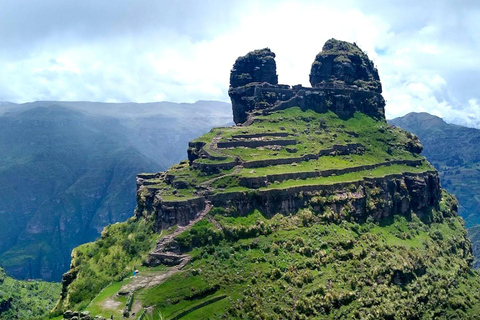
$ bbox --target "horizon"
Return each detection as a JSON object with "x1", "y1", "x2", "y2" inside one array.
[{"x1": 1, "y1": 0, "x2": 479, "y2": 127}]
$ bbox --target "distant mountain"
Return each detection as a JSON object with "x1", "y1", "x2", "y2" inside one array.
[
  {"x1": 0, "y1": 101, "x2": 232, "y2": 281},
  {"x1": 390, "y1": 112, "x2": 480, "y2": 227}
]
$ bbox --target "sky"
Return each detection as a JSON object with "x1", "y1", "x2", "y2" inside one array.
[{"x1": 1, "y1": 0, "x2": 479, "y2": 125}]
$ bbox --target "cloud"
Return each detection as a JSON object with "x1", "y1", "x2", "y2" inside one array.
[{"x1": 0, "y1": 0, "x2": 479, "y2": 128}]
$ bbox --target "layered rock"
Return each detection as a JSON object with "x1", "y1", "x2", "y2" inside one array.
[
  {"x1": 228, "y1": 39, "x2": 385, "y2": 124},
  {"x1": 136, "y1": 170, "x2": 441, "y2": 231}
]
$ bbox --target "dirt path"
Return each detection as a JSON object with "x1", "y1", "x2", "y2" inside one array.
[
  {"x1": 126, "y1": 263, "x2": 188, "y2": 317},
  {"x1": 100, "y1": 204, "x2": 214, "y2": 317}
]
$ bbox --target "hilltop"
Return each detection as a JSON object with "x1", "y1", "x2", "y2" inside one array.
[{"x1": 52, "y1": 39, "x2": 480, "y2": 319}]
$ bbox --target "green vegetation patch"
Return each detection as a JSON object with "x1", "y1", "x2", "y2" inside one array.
[
  {"x1": 134, "y1": 201, "x2": 480, "y2": 319},
  {"x1": 0, "y1": 267, "x2": 60, "y2": 320},
  {"x1": 53, "y1": 217, "x2": 160, "y2": 313}
]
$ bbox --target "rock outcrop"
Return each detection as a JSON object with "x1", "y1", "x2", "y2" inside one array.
[
  {"x1": 228, "y1": 39, "x2": 385, "y2": 124},
  {"x1": 230, "y1": 48, "x2": 278, "y2": 88},
  {"x1": 309, "y1": 38, "x2": 382, "y2": 92}
]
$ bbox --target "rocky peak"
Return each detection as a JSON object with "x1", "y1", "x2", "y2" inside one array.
[
  {"x1": 229, "y1": 48, "x2": 278, "y2": 88},
  {"x1": 228, "y1": 40, "x2": 385, "y2": 124},
  {"x1": 309, "y1": 38, "x2": 382, "y2": 93}
]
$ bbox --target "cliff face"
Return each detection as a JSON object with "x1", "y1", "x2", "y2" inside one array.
[
  {"x1": 136, "y1": 169, "x2": 441, "y2": 233},
  {"x1": 55, "y1": 40, "x2": 480, "y2": 319}
]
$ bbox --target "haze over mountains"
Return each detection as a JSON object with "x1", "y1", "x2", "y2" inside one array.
[{"x1": 0, "y1": 100, "x2": 232, "y2": 281}]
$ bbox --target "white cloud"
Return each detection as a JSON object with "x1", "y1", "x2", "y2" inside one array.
[{"x1": 0, "y1": 0, "x2": 479, "y2": 128}]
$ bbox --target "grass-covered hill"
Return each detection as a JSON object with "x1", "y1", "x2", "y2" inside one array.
[
  {"x1": 52, "y1": 40, "x2": 480, "y2": 319},
  {"x1": 0, "y1": 101, "x2": 231, "y2": 282},
  {"x1": 53, "y1": 107, "x2": 480, "y2": 320},
  {"x1": 0, "y1": 267, "x2": 60, "y2": 319}
]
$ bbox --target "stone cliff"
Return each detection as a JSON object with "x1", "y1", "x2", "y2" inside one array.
[{"x1": 135, "y1": 39, "x2": 426, "y2": 234}]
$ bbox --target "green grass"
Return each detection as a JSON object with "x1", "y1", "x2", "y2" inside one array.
[
  {"x1": 257, "y1": 163, "x2": 432, "y2": 190},
  {"x1": 143, "y1": 108, "x2": 430, "y2": 205},
  {"x1": 83, "y1": 278, "x2": 134, "y2": 318}
]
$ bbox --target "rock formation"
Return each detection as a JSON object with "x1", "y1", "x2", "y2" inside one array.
[
  {"x1": 56, "y1": 39, "x2": 480, "y2": 319},
  {"x1": 228, "y1": 39, "x2": 385, "y2": 124},
  {"x1": 229, "y1": 48, "x2": 278, "y2": 88},
  {"x1": 309, "y1": 38, "x2": 382, "y2": 92}
]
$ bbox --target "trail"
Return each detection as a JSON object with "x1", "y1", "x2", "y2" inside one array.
[{"x1": 99, "y1": 204, "x2": 214, "y2": 318}]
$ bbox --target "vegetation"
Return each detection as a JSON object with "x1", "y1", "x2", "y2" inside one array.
[
  {"x1": 52, "y1": 217, "x2": 160, "y2": 314},
  {"x1": 0, "y1": 267, "x2": 60, "y2": 319},
  {"x1": 63, "y1": 194, "x2": 480, "y2": 319},
  {"x1": 390, "y1": 112, "x2": 480, "y2": 227},
  {"x1": 148, "y1": 108, "x2": 428, "y2": 203}
]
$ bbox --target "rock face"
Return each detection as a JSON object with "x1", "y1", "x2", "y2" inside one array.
[
  {"x1": 230, "y1": 48, "x2": 278, "y2": 88},
  {"x1": 310, "y1": 39, "x2": 382, "y2": 92},
  {"x1": 228, "y1": 39, "x2": 385, "y2": 124}
]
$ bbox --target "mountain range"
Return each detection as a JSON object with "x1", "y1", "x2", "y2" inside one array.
[{"x1": 0, "y1": 101, "x2": 232, "y2": 281}]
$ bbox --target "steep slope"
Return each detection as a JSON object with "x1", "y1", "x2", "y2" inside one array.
[
  {"x1": 54, "y1": 40, "x2": 480, "y2": 319},
  {"x1": 0, "y1": 267, "x2": 60, "y2": 319},
  {"x1": 389, "y1": 112, "x2": 480, "y2": 227},
  {"x1": 0, "y1": 101, "x2": 231, "y2": 281}
]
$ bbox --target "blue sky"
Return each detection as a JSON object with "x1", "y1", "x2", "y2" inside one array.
[{"x1": 1, "y1": 0, "x2": 479, "y2": 125}]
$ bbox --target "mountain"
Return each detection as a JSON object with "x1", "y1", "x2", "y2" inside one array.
[
  {"x1": 0, "y1": 101, "x2": 232, "y2": 281},
  {"x1": 52, "y1": 39, "x2": 480, "y2": 319},
  {"x1": 0, "y1": 267, "x2": 60, "y2": 319}
]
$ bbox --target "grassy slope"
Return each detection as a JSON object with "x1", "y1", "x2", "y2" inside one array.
[
  {"x1": 73, "y1": 191, "x2": 480, "y2": 320},
  {"x1": 150, "y1": 108, "x2": 427, "y2": 202},
  {"x1": 52, "y1": 217, "x2": 160, "y2": 315},
  {"x1": 390, "y1": 112, "x2": 480, "y2": 270},
  {"x1": 0, "y1": 268, "x2": 60, "y2": 320}
]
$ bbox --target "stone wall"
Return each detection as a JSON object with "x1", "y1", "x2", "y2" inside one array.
[
  {"x1": 239, "y1": 159, "x2": 423, "y2": 188},
  {"x1": 136, "y1": 170, "x2": 441, "y2": 231},
  {"x1": 217, "y1": 138, "x2": 297, "y2": 149},
  {"x1": 136, "y1": 187, "x2": 206, "y2": 232}
]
